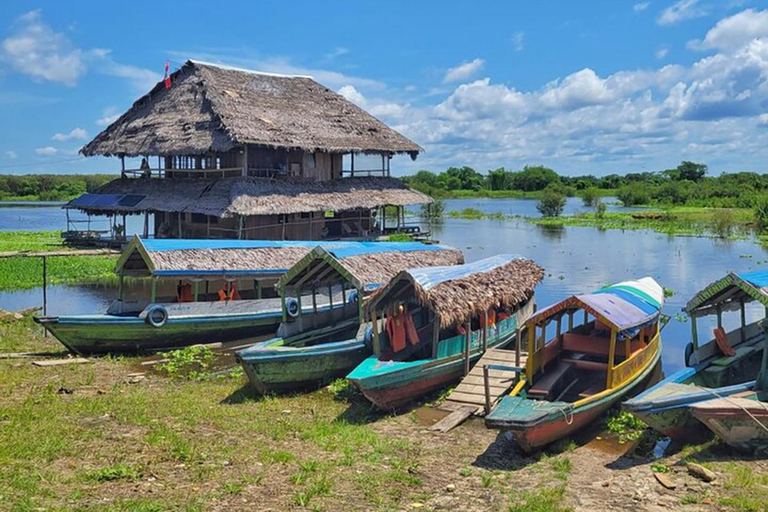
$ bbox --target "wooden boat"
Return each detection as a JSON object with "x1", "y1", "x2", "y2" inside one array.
[
  {"x1": 347, "y1": 254, "x2": 545, "y2": 410},
  {"x1": 689, "y1": 315, "x2": 768, "y2": 452},
  {"x1": 36, "y1": 238, "x2": 463, "y2": 355},
  {"x1": 690, "y1": 394, "x2": 768, "y2": 453},
  {"x1": 485, "y1": 278, "x2": 664, "y2": 452},
  {"x1": 236, "y1": 247, "x2": 372, "y2": 393},
  {"x1": 624, "y1": 271, "x2": 767, "y2": 438}
]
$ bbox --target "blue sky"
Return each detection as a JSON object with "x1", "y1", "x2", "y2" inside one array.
[{"x1": 2, "y1": 0, "x2": 768, "y2": 176}]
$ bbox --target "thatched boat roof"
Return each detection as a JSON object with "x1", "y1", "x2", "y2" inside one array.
[
  {"x1": 278, "y1": 246, "x2": 365, "y2": 292},
  {"x1": 366, "y1": 254, "x2": 544, "y2": 329},
  {"x1": 65, "y1": 176, "x2": 431, "y2": 217},
  {"x1": 117, "y1": 238, "x2": 464, "y2": 286},
  {"x1": 81, "y1": 60, "x2": 422, "y2": 158}
]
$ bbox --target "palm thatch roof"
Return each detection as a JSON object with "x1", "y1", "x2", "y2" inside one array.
[
  {"x1": 366, "y1": 254, "x2": 545, "y2": 329},
  {"x1": 81, "y1": 60, "x2": 421, "y2": 158},
  {"x1": 117, "y1": 238, "x2": 464, "y2": 287},
  {"x1": 65, "y1": 176, "x2": 431, "y2": 217}
]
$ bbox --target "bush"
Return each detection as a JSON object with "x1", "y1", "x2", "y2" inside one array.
[
  {"x1": 596, "y1": 201, "x2": 606, "y2": 219},
  {"x1": 537, "y1": 188, "x2": 566, "y2": 218},
  {"x1": 421, "y1": 198, "x2": 445, "y2": 220},
  {"x1": 581, "y1": 187, "x2": 600, "y2": 208},
  {"x1": 754, "y1": 195, "x2": 768, "y2": 233},
  {"x1": 617, "y1": 183, "x2": 651, "y2": 206}
]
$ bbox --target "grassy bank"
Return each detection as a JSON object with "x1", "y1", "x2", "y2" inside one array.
[
  {"x1": 0, "y1": 231, "x2": 117, "y2": 291},
  {"x1": 2, "y1": 317, "x2": 767, "y2": 511}
]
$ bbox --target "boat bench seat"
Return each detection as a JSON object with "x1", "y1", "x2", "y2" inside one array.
[
  {"x1": 528, "y1": 360, "x2": 574, "y2": 401},
  {"x1": 562, "y1": 332, "x2": 643, "y2": 358},
  {"x1": 561, "y1": 357, "x2": 608, "y2": 372}
]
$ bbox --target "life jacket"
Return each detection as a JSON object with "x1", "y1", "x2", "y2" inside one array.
[
  {"x1": 387, "y1": 305, "x2": 407, "y2": 353},
  {"x1": 713, "y1": 327, "x2": 736, "y2": 357},
  {"x1": 403, "y1": 307, "x2": 419, "y2": 346},
  {"x1": 229, "y1": 283, "x2": 241, "y2": 301},
  {"x1": 486, "y1": 309, "x2": 496, "y2": 328},
  {"x1": 497, "y1": 311, "x2": 511, "y2": 322},
  {"x1": 217, "y1": 288, "x2": 228, "y2": 301},
  {"x1": 176, "y1": 283, "x2": 194, "y2": 303}
]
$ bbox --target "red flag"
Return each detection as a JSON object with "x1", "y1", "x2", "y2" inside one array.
[{"x1": 164, "y1": 60, "x2": 171, "y2": 89}]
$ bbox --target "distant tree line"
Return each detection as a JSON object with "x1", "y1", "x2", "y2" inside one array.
[
  {"x1": 0, "y1": 174, "x2": 113, "y2": 201},
  {"x1": 402, "y1": 161, "x2": 768, "y2": 209}
]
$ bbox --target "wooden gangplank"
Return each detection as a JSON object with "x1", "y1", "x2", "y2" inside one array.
[{"x1": 439, "y1": 348, "x2": 527, "y2": 418}]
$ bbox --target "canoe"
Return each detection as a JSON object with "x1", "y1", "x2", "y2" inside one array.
[
  {"x1": 236, "y1": 317, "x2": 370, "y2": 394},
  {"x1": 690, "y1": 394, "x2": 768, "y2": 453},
  {"x1": 34, "y1": 298, "x2": 326, "y2": 355},
  {"x1": 485, "y1": 277, "x2": 665, "y2": 452},
  {"x1": 624, "y1": 271, "x2": 768, "y2": 439},
  {"x1": 347, "y1": 254, "x2": 545, "y2": 410},
  {"x1": 348, "y1": 303, "x2": 532, "y2": 409}
]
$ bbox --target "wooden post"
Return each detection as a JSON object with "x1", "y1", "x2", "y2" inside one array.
[
  {"x1": 740, "y1": 299, "x2": 746, "y2": 343},
  {"x1": 716, "y1": 306, "x2": 722, "y2": 329},
  {"x1": 583, "y1": 310, "x2": 588, "y2": 326},
  {"x1": 371, "y1": 310, "x2": 381, "y2": 355},
  {"x1": 206, "y1": 216, "x2": 211, "y2": 238},
  {"x1": 350, "y1": 152, "x2": 355, "y2": 177},
  {"x1": 177, "y1": 212, "x2": 182, "y2": 239},
  {"x1": 606, "y1": 329, "x2": 617, "y2": 388},
  {"x1": 464, "y1": 319, "x2": 471, "y2": 376},
  {"x1": 296, "y1": 288, "x2": 302, "y2": 318},
  {"x1": 328, "y1": 285, "x2": 333, "y2": 309},
  {"x1": 143, "y1": 213, "x2": 149, "y2": 238},
  {"x1": 342, "y1": 285, "x2": 346, "y2": 305},
  {"x1": 515, "y1": 326, "x2": 522, "y2": 368},
  {"x1": 42, "y1": 256, "x2": 47, "y2": 337},
  {"x1": 431, "y1": 317, "x2": 440, "y2": 358},
  {"x1": 568, "y1": 310, "x2": 573, "y2": 332},
  {"x1": 255, "y1": 280, "x2": 261, "y2": 299},
  {"x1": 691, "y1": 314, "x2": 699, "y2": 350},
  {"x1": 281, "y1": 293, "x2": 287, "y2": 322},
  {"x1": 526, "y1": 325, "x2": 536, "y2": 384},
  {"x1": 121, "y1": 155, "x2": 125, "y2": 178},
  {"x1": 483, "y1": 365, "x2": 492, "y2": 415},
  {"x1": 556, "y1": 314, "x2": 562, "y2": 339},
  {"x1": 237, "y1": 216, "x2": 244, "y2": 240},
  {"x1": 625, "y1": 337, "x2": 630, "y2": 360},
  {"x1": 242, "y1": 145, "x2": 248, "y2": 176},
  {"x1": 312, "y1": 287, "x2": 317, "y2": 313},
  {"x1": 481, "y1": 311, "x2": 487, "y2": 353}
]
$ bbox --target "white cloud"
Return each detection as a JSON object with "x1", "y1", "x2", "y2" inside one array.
[
  {"x1": 5, "y1": 150, "x2": 17, "y2": 159},
  {"x1": 539, "y1": 69, "x2": 615, "y2": 110},
  {"x1": 656, "y1": 47, "x2": 669, "y2": 59},
  {"x1": 0, "y1": 10, "x2": 87, "y2": 86},
  {"x1": 52, "y1": 127, "x2": 87, "y2": 141},
  {"x1": 35, "y1": 146, "x2": 57, "y2": 156},
  {"x1": 0, "y1": 10, "x2": 160, "y2": 90},
  {"x1": 634, "y1": 2, "x2": 651, "y2": 11},
  {"x1": 323, "y1": 47, "x2": 349, "y2": 60},
  {"x1": 96, "y1": 106, "x2": 120, "y2": 127},
  {"x1": 512, "y1": 32, "x2": 525, "y2": 52},
  {"x1": 689, "y1": 8, "x2": 768, "y2": 52},
  {"x1": 337, "y1": 85, "x2": 407, "y2": 120},
  {"x1": 657, "y1": 0, "x2": 708, "y2": 26},
  {"x1": 443, "y1": 58, "x2": 486, "y2": 83}
]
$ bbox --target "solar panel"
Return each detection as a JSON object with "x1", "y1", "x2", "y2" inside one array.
[
  {"x1": 68, "y1": 193, "x2": 101, "y2": 207},
  {"x1": 118, "y1": 194, "x2": 146, "y2": 207},
  {"x1": 91, "y1": 194, "x2": 123, "y2": 207}
]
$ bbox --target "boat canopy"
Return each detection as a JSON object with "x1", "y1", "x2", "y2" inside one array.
[
  {"x1": 366, "y1": 254, "x2": 545, "y2": 329},
  {"x1": 277, "y1": 246, "x2": 364, "y2": 293},
  {"x1": 114, "y1": 237, "x2": 463, "y2": 284},
  {"x1": 527, "y1": 277, "x2": 664, "y2": 340},
  {"x1": 684, "y1": 271, "x2": 768, "y2": 317}
]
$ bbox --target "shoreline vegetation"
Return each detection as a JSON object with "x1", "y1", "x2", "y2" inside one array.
[{"x1": 0, "y1": 232, "x2": 117, "y2": 291}]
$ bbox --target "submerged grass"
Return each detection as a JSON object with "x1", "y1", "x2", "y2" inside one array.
[{"x1": 0, "y1": 231, "x2": 118, "y2": 291}]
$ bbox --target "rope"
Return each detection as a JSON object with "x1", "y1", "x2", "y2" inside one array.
[
  {"x1": 533, "y1": 400, "x2": 574, "y2": 425},
  {"x1": 695, "y1": 385, "x2": 768, "y2": 434}
]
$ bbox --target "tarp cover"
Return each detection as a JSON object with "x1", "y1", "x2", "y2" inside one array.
[
  {"x1": 528, "y1": 277, "x2": 664, "y2": 339},
  {"x1": 405, "y1": 254, "x2": 526, "y2": 291}
]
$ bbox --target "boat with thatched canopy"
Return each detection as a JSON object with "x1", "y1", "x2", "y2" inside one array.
[
  {"x1": 624, "y1": 271, "x2": 767, "y2": 439},
  {"x1": 34, "y1": 238, "x2": 462, "y2": 355},
  {"x1": 485, "y1": 278, "x2": 664, "y2": 452},
  {"x1": 346, "y1": 254, "x2": 544, "y2": 410},
  {"x1": 236, "y1": 247, "x2": 373, "y2": 394},
  {"x1": 65, "y1": 60, "x2": 430, "y2": 245}
]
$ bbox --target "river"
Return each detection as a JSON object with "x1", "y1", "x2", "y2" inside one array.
[{"x1": 2, "y1": 198, "x2": 766, "y2": 374}]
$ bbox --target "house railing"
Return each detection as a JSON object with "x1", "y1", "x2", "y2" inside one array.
[{"x1": 121, "y1": 167, "x2": 244, "y2": 179}]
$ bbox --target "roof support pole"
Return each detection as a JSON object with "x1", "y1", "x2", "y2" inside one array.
[
  {"x1": 740, "y1": 299, "x2": 746, "y2": 343},
  {"x1": 515, "y1": 323, "x2": 521, "y2": 368},
  {"x1": 381, "y1": 154, "x2": 385, "y2": 177},
  {"x1": 242, "y1": 145, "x2": 248, "y2": 177},
  {"x1": 351, "y1": 152, "x2": 355, "y2": 178},
  {"x1": 463, "y1": 319, "x2": 471, "y2": 376},
  {"x1": 121, "y1": 155, "x2": 125, "y2": 179},
  {"x1": 432, "y1": 316, "x2": 439, "y2": 358},
  {"x1": 237, "y1": 216, "x2": 243, "y2": 240},
  {"x1": 568, "y1": 310, "x2": 573, "y2": 332},
  {"x1": 716, "y1": 306, "x2": 722, "y2": 329},
  {"x1": 143, "y1": 213, "x2": 149, "y2": 238},
  {"x1": 526, "y1": 323, "x2": 536, "y2": 385},
  {"x1": 691, "y1": 314, "x2": 699, "y2": 351},
  {"x1": 481, "y1": 311, "x2": 487, "y2": 353},
  {"x1": 177, "y1": 213, "x2": 182, "y2": 239},
  {"x1": 371, "y1": 309, "x2": 381, "y2": 356},
  {"x1": 606, "y1": 329, "x2": 617, "y2": 389}
]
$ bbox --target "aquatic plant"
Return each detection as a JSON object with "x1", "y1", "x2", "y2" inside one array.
[
  {"x1": 157, "y1": 345, "x2": 215, "y2": 379},
  {"x1": 537, "y1": 188, "x2": 566, "y2": 218}
]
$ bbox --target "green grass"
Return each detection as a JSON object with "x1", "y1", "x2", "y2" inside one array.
[
  {"x1": 0, "y1": 231, "x2": 118, "y2": 291},
  {"x1": 508, "y1": 485, "x2": 571, "y2": 512}
]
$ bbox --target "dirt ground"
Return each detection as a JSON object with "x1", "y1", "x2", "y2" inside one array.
[{"x1": 1, "y1": 317, "x2": 767, "y2": 511}]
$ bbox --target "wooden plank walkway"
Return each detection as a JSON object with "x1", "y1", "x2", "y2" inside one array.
[{"x1": 439, "y1": 348, "x2": 527, "y2": 417}]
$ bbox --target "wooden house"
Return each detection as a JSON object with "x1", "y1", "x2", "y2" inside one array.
[{"x1": 66, "y1": 60, "x2": 429, "y2": 244}]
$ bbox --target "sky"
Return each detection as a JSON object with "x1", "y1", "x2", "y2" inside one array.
[{"x1": 2, "y1": 0, "x2": 768, "y2": 177}]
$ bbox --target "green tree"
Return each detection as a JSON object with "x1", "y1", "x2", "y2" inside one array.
[
  {"x1": 512, "y1": 165, "x2": 559, "y2": 192},
  {"x1": 536, "y1": 187, "x2": 566, "y2": 217},
  {"x1": 676, "y1": 161, "x2": 707, "y2": 182},
  {"x1": 487, "y1": 167, "x2": 512, "y2": 190}
]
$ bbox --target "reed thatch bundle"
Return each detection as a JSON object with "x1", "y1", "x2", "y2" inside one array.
[
  {"x1": 81, "y1": 60, "x2": 421, "y2": 158},
  {"x1": 368, "y1": 257, "x2": 545, "y2": 328},
  {"x1": 68, "y1": 176, "x2": 431, "y2": 216},
  {"x1": 342, "y1": 249, "x2": 464, "y2": 286}
]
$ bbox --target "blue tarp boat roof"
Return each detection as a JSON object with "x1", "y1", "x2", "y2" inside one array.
[
  {"x1": 116, "y1": 237, "x2": 462, "y2": 285},
  {"x1": 528, "y1": 277, "x2": 664, "y2": 339},
  {"x1": 406, "y1": 254, "x2": 527, "y2": 291}
]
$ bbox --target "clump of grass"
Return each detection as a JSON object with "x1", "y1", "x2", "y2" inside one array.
[
  {"x1": 84, "y1": 463, "x2": 142, "y2": 483},
  {"x1": 550, "y1": 457, "x2": 572, "y2": 476},
  {"x1": 157, "y1": 346, "x2": 215, "y2": 379},
  {"x1": 481, "y1": 473, "x2": 494, "y2": 487},
  {"x1": 0, "y1": 254, "x2": 117, "y2": 291},
  {"x1": 448, "y1": 207, "x2": 485, "y2": 220},
  {"x1": 681, "y1": 493, "x2": 700, "y2": 504},
  {"x1": 606, "y1": 410, "x2": 646, "y2": 444},
  {"x1": 651, "y1": 463, "x2": 669, "y2": 473},
  {"x1": 508, "y1": 485, "x2": 570, "y2": 512}
]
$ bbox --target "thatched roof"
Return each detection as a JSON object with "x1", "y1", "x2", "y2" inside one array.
[
  {"x1": 65, "y1": 176, "x2": 431, "y2": 217},
  {"x1": 366, "y1": 254, "x2": 545, "y2": 329},
  {"x1": 685, "y1": 271, "x2": 768, "y2": 316},
  {"x1": 117, "y1": 238, "x2": 464, "y2": 286},
  {"x1": 81, "y1": 60, "x2": 422, "y2": 158}
]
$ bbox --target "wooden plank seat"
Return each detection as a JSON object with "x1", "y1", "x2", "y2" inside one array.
[
  {"x1": 577, "y1": 383, "x2": 605, "y2": 399},
  {"x1": 561, "y1": 357, "x2": 608, "y2": 371},
  {"x1": 528, "y1": 360, "x2": 574, "y2": 401},
  {"x1": 562, "y1": 332, "x2": 643, "y2": 358}
]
